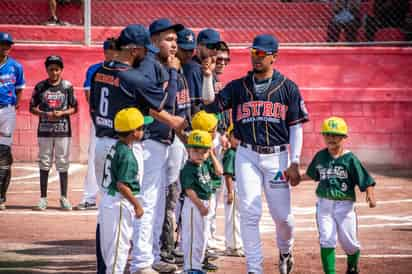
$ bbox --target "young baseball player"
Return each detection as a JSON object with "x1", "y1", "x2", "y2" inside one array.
[
  {"x1": 0, "y1": 32, "x2": 25, "y2": 211},
  {"x1": 298, "y1": 116, "x2": 376, "y2": 274},
  {"x1": 180, "y1": 129, "x2": 223, "y2": 274},
  {"x1": 222, "y1": 125, "x2": 243, "y2": 257},
  {"x1": 30, "y1": 55, "x2": 78, "y2": 211},
  {"x1": 99, "y1": 107, "x2": 151, "y2": 273}
]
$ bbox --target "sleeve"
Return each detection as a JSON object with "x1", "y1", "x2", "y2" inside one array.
[
  {"x1": 29, "y1": 84, "x2": 41, "y2": 110},
  {"x1": 223, "y1": 150, "x2": 235, "y2": 177},
  {"x1": 15, "y1": 63, "x2": 26, "y2": 90},
  {"x1": 180, "y1": 167, "x2": 196, "y2": 192},
  {"x1": 285, "y1": 81, "x2": 309, "y2": 126},
  {"x1": 184, "y1": 63, "x2": 203, "y2": 105},
  {"x1": 155, "y1": 62, "x2": 170, "y2": 84},
  {"x1": 67, "y1": 84, "x2": 78, "y2": 110},
  {"x1": 115, "y1": 150, "x2": 138, "y2": 186},
  {"x1": 83, "y1": 64, "x2": 99, "y2": 90},
  {"x1": 163, "y1": 68, "x2": 178, "y2": 109},
  {"x1": 350, "y1": 155, "x2": 376, "y2": 192},
  {"x1": 204, "y1": 80, "x2": 234, "y2": 114},
  {"x1": 306, "y1": 152, "x2": 320, "y2": 181}
]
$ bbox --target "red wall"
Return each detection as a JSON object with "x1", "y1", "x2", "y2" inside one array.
[{"x1": 9, "y1": 45, "x2": 412, "y2": 167}]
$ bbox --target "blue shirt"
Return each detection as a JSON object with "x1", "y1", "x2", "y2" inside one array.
[
  {"x1": 0, "y1": 57, "x2": 25, "y2": 105},
  {"x1": 83, "y1": 62, "x2": 103, "y2": 90}
]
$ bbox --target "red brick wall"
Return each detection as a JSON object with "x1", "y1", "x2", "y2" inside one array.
[{"x1": 9, "y1": 45, "x2": 412, "y2": 167}]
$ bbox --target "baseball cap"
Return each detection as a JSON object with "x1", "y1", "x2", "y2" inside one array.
[
  {"x1": 45, "y1": 55, "x2": 64, "y2": 68},
  {"x1": 103, "y1": 39, "x2": 113, "y2": 50},
  {"x1": 114, "y1": 107, "x2": 154, "y2": 132},
  {"x1": 0, "y1": 32, "x2": 14, "y2": 44},
  {"x1": 197, "y1": 28, "x2": 221, "y2": 45},
  {"x1": 118, "y1": 24, "x2": 159, "y2": 53},
  {"x1": 186, "y1": 130, "x2": 213, "y2": 149},
  {"x1": 321, "y1": 116, "x2": 348, "y2": 136},
  {"x1": 191, "y1": 110, "x2": 218, "y2": 132},
  {"x1": 177, "y1": 28, "x2": 196, "y2": 50},
  {"x1": 149, "y1": 18, "x2": 184, "y2": 36},
  {"x1": 251, "y1": 34, "x2": 278, "y2": 54}
]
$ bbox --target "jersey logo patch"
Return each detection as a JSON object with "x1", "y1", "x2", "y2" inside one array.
[{"x1": 268, "y1": 170, "x2": 288, "y2": 189}]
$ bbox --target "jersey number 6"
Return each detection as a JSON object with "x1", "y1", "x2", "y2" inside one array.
[{"x1": 99, "y1": 87, "x2": 109, "y2": 117}]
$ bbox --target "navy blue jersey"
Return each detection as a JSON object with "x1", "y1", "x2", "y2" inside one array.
[
  {"x1": 0, "y1": 57, "x2": 25, "y2": 105},
  {"x1": 134, "y1": 53, "x2": 169, "y2": 87},
  {"x1": 182, "y1": 60, "x2": 202, "y2": 115},
  {"x1": 90, "y1": 60, "x2": 167, "y2": 138},
  {"x1": 206, "y1": 70, "x2": 309, "y2": 146},
  {"x1": 83, "y1": 62, "x2": 102, "y2": 91}
]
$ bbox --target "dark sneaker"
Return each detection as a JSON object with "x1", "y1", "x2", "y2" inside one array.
[
  {"x1": 205, "y1": 249, "x2": 219, "y2": 261},
  {"x1": 74, "y1": 201, "x2": 97, "y2": 210},
  {"x1": 346, "y1": 268, "x2": 359, "y2": 274},
  {"x1": 152, "y1": 261, "x2": 177, "y2": 273},
  {"x1": 161, "y1": 253, "x2": 176, "y2": 264},
  {"x1": 279, "y1": 252, "x2": 294, "y2": 274},
  {"x1": 202, "y1": 260, "x2": 218, "y2": 272}
]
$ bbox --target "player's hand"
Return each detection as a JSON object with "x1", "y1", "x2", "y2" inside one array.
[
  {"x1": 199, "y1": 205, "x2": 209, "y2": 216},
  {"x1": 201, "y1": 57, "x2": 214, "y2": 77},
  {"x1": 134, "y1": 205, "x2": 144, "y2": 218},
  {"x1": 366, "y1": 192, "x2": 376, "y2": 208},
  {"x1": 285, "y1": 163, "x2": 300, "y2": 187},
  {"x1": 53, "y1": 110, "x2": 64, "y2": 118},
  {"x1": 226, "y1": 192, "x2": 234, "y2": 205},
  {"x1": 171, "y1": 116, "x2": 187, "y2": 132},
  {"x1": 167, "y1": 56, "x2": 181, "y2": 70},
  {"x1": 220, "y1": 134, "x2": 230, "y2": 150}
]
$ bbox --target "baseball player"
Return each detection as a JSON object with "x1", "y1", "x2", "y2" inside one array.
[
  {"x1": 29, "y1": 55, "x2": 78, "y2": 211},
  {"x1": 180, "y1": 129, "x2": 223, "y2": 274},
  {"x1": 222, "y1": 124, "x2": 243, "y2": 256},
  {"x1": 298, "y1": 116, "x2": 376, "y2": 274},
  {"x1": 90, "y1": 24, "x2": 185, "y2": 274},
  {"x1": 129, "y1": 18, "x2": 187, "y2": 274},
  {"x1": 99, "y1": 107, "x2": 151, "y2": 274},
  {"x1": 0, "y1": 32, "x2": 25, "y2": 211},
  {"x1": 75, "y1": 38, "x2": 117, "y2": 211},
  {"x1": 202, "y1": 34, "x2": 309, "y2": 274}
]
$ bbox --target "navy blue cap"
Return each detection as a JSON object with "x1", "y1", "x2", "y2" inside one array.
[
  {"x1": 177, "y1": 28, "x2": 196, "y2": 50},
  {"x1": 103, "y1": 40, "x2": 112, "y2": 50},
  {"x1": 251, "y1": 34, "x2": 278, "y2": 53},
  {"x1": 118, "y1": 24, "x2": 159, "y2": 53},
  {"x1": 0, "y1": 32, "x2": 14, "y2": 44},
  {"x1": 197, "y1": 28, "x2": 221, "y2": 45},
  {"x1": 149, "y1": 18, "x2": 184, "y2": 36},
  {"x1": 45, "y1": 55, "x2": 64, "y2": 68}
]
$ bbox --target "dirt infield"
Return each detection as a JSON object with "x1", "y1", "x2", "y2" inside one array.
[{"x1": 1, "y1": 163, "x2": 411, "y2": 274}]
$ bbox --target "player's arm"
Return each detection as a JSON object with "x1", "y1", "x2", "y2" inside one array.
[
  {"x1": 365, "y1": 185, "x2": 376, "y2": 208},
  {"x1": 209, "y1": 148, "x2": 223, "y2": 176},
  {"x1": 14, "y1": 63, "x2": 26, "y2": 109},
  {"x1": 224, "y1": 175, "x2": 234, "y2": 205},
  {"x1": 149, "y1": 109, "x2": 187, "y2": 132},
  {"x1": 54, "y1": 85, "x2": 78, "y2": 117},
  {"x1": 185, "y1": 188, "x2": 208, "y2": 216},
  {"x1": 15, "y1": 89, "x2": 24, "y2": 109},
  {"x1": 117, "y1": 182, "x2": 144, "y2": 218},
  {"x1": 285, "y1": 124, "x2": 303, "y2": 186},
  {"x1": 29, "y1": 85, "x2": 52, "y2": 118}
]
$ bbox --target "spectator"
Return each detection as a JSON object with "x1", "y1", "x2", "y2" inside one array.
[
  {"x1": 0, "y1": 32, "x2": 25, "y2": 211},
  {"x1": 30, "y1": 55, "x2": 78, "y2": 211},
  {"x1": 326, "y1": 0, "x2": 362, "y2": 42},
  {"x1": 365, "y1": 0, "x2": 410, "y2": 41},
  {"x1": 44, "y1": 0, "x2": 82, "y2": 26}
]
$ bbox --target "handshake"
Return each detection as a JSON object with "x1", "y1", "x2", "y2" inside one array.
[{"x1": 284, "y1": 163, "x2": 301, "y2": 187}]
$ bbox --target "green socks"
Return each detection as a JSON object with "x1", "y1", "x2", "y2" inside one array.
[
  {"x1": 347, "y1": 250, "x2": 360, "y2": 272},
  {"x1": 321, "y1": 247, "x2": 336, "y2": 274}
]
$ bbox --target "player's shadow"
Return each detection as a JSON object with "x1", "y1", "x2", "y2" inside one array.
[
  {"x1": 0, "y1": 259, "x2": 95, "y2": 273},
  {"x1": 11, "y1": 240, "x2": 96, "y2": 257}
]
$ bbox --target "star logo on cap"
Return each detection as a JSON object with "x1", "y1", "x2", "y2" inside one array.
[{"x1": 186, "y1": 34, "x2": 194, "y2": 42}]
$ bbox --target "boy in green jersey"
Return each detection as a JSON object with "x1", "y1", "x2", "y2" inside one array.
[
  {"x1": 99, "y1": 107, "x2": 153, "y2": 273},
  {"x1": 296, "y1": 116, "x2": 376, "y2": 274},
  {"x1": 180, "y1": 130, "x2": 223, "y2": 273}
]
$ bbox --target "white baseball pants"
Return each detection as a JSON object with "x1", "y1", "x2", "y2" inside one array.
[
  {"x1": 235, "y1": 145, "x2": 294, "y2": 274},
  {"x1": 94, "y1": 136, "x2": 117, "y2": 194},
  {"x1": 316, "y1": 197, "x2": 360, "y2": 255},
  {"x1": 224, "y1": 182, "x2": 242, "y2": 250},
  {"x1": 81, "y1": 123, "x2": 98, "y2": 204},
  {"x1": 182, "y1": 197, "x2": 210, "y2": 271},
  {"x1": 130, "y1": 139, "x2": 169, "y2": 272},
  {"x1": 0, "y1": 105, "x2": 16, "y2": 146}
]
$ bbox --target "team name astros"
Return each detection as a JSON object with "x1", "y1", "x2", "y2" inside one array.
[{"x1": 236, "y1": 100, "x2": 288, "y2": 122}]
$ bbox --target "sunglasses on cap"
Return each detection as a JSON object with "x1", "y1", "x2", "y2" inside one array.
[
  {"x1": 216, "y1": 57, "x2": 230, "y2": 65},
  {"x1": 250, "y1": 48, "x2": 274, "y2": 57},
  {"x1": 205, "y1": 43, "x2": 219, "y2": 50}
]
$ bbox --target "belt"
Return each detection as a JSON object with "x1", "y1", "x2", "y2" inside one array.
[
  {"x1": 240, "y1": 142, "x2": 288, "y2": 154},
  {"x1": 0, "y1": 104, "x2": 13, "y2": 109}
]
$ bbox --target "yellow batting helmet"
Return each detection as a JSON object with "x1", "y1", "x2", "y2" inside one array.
[
  {"x1": 187, "y1": 130, "x2": 213, "y2": 149},
  {"x1": 114, "y1": 107, "x2": 153, "y2": 132},
  {"x1": 321, "y1": 116, "x2": 348, "y2": 136},
  {"x1": 191, "y1": 110, "x2": 218, "y2": 132}
]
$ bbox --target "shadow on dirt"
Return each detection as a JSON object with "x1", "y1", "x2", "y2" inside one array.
[{"x1": 0, "y1": 259, "x2": 95, "y2": 273}]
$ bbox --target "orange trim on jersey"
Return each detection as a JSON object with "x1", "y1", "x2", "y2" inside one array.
[{"x1": 94, "y1": 73, "x2": 120, "y2": 87}]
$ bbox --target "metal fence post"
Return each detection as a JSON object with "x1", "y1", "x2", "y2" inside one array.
[{"x1": 84, "y1": 0, "x2": 91, "y2": 46}]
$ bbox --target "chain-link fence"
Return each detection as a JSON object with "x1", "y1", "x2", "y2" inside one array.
[{"x1": 1, "y1": 0, "x2": 411, "y2": 45}]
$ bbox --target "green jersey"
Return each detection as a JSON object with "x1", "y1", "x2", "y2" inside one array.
[
  {"x1": 102, "y1": 141, "x2": 140, "y2": 196},
  {"x1": 204, "y1": 157, "x2": 222, "y2": 191},
  {"x1": 223, "y1": 148, "x2": 236, "y2": 181},
  {"x1": 180, "y1": 160, "x2": 213, "y2": 200},
  {"x1": 306, "y1": 148, "x2": 375, "y2": 201}
]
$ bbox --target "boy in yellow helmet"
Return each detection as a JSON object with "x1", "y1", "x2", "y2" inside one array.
[
  {"x1": 99, "y1": 107, "x2": 153, "y2": 273},
  {"x1": 296, "y1": 116, "x2": 376, "y2": 274},
  {"x1": 180, "y1": 130, "x2": 223, "y2": 274}
]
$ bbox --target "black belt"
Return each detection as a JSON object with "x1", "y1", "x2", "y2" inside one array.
[
  {"x1": 240, "y1": 142, "x2": 288, "y2": 154},
  {"x1": 0, "y1": 104, "x2": 13, "y2": 109}
]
